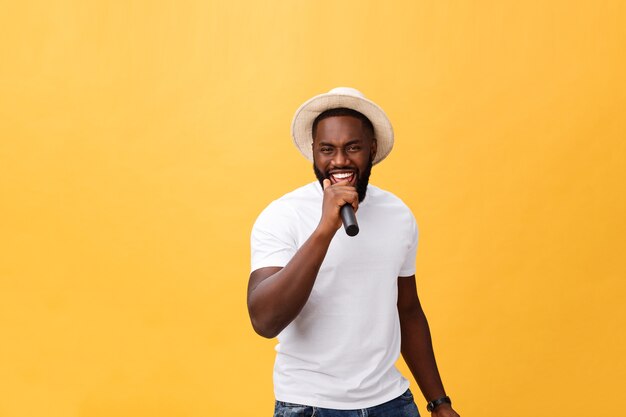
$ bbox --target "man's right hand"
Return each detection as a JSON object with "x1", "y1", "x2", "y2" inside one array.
[
  {"x1": 248, "y1": 179, "x2": 359, "y2": 338},
  {"x1": 319, "y1": 178, "x2": 359, "y2": 234},
  {"x1": 248, "y1": 179, "x2": 351, "y2": 338}
]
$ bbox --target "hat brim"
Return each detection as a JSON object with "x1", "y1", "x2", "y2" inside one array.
[{"x1": 291, "y1": 92, "x2": 394, "y2": 165}]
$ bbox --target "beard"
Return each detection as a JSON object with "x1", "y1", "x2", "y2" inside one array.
[{"x1": 313, "y1": 157, "x2": 373, "y2": 203}]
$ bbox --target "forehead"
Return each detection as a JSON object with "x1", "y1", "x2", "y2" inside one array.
[{"x1": 313, "y1": 115, "x2": 372, "y2": 143}]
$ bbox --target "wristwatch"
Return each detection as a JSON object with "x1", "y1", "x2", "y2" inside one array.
[{"x1": 426, "y1": 395, "x2": 452, "y2": 412}]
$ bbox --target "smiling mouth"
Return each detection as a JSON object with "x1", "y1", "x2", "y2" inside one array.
[{"x1": 329, "y1": 170, "x2": 356, "y2": 185}]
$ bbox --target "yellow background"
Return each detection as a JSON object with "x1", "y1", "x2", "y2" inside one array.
[{"x1": 1, "y1": 1, "x2": 625, "y2": 416}]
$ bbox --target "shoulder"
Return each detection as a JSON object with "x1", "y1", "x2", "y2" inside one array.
[
  {"x1": 366, "y1": 184, "x2": 414, "y2": 213},
  {"x1": 365, "y1": 184, "x2": 418, "y2": 234},
  {"x1": 275, "y1": 181, "x2": 322, "y2": 205},
  {"x1": 253, "y1": 182, "x2": 321, "y2": 226}
]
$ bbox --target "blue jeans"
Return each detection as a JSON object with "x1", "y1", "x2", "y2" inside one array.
[{"x1": 273, "y1": 388, "x2": 420, "y2": 417}]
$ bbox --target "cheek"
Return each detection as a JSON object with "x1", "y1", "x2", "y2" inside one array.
[
  {"x1": 314, "y1": 155, "x2": 330, "y2": 167},
  {"x1": 358, "y1": 153, "x2": 372, "y2": 166},
  {"x1": 313, "y1": 159, "x2": 327, "y2": 173}
]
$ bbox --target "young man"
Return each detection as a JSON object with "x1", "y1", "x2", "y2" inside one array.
[{"x1": 248, "y1": 87, "x2": 460, "y2": 417}]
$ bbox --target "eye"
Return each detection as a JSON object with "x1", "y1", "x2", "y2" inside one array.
[
  {"x1": 346, "y1": 145, "x2": 362, "y2": 152},
  {"x1": 320, "y1": 146, "x2": 333, "y2": 154}
]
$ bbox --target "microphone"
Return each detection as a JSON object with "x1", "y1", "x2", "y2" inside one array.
[{"x1": 340, "y1": 204, "x2": 359, "y2": 236}]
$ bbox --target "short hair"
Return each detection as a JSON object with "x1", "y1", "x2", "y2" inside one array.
[{"x1": 311, "y1": 108, "x2": 375, "y2": 140}]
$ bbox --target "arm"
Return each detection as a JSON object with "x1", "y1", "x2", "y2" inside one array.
[
  {"x1": 247, "y1": 179, "x2": 358, "y2": 338},
  {"x1": 397, "y1": 275, "x2": 460, "y2": 417}
]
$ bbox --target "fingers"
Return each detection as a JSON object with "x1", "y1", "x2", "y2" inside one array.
[
  {"x1": 336, "y1": 182, "x2": 358, "y2": 209},
  {"x1": 324, "y1": 181, "x2": 358, "y2": 210},
  {"x1": 342, "y1": 194, "x2": 359, "y2": 212},
  {"x1": 319, "y1": 180, "x2": 359, "y2": 232}
]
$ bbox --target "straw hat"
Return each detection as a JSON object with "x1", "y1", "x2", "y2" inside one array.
[{"x1": 291, "y1": 87, "x2": 394, "y2": 165}]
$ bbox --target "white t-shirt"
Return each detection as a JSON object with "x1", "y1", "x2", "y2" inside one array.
[{"x1": 250, "y1": 182, "x2": 419, "y2": 409}]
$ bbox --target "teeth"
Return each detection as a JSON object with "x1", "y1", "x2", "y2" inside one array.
[{"x1": 333, "y1": 172, "x2": 352, "y2": 179}]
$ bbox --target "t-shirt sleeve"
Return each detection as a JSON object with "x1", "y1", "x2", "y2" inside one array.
[
  {"x1": 398, "y1": 213, "x2": 419, "y2": 277},
  {"x1": 250, "y1": 201, "x2": 298, "y2": 273}
]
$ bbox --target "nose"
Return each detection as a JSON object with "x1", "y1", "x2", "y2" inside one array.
[{"x1": 332, "y1": 148, "x2": 350, "y2": 167}]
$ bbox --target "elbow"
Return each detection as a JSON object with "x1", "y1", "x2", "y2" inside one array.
[
  {"x1": 250, "y1": 315, "x2": 280, "y2": 339},
  {"x1": 248, "y1": 302, "x2": 281, "y2": 339}
]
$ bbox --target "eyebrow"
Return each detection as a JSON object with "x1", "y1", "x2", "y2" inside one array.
[{"x1": 316, "y1": 139, "x2": 364, "y2": 147}]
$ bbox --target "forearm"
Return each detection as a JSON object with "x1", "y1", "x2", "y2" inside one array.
[
  {"x1": 399, "y1": 308, "x2": 447, "y2": 402},
  {"x1": 248, "y1": 227, "x2": 334, "y2": 338}
]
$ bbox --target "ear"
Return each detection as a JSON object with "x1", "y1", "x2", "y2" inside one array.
[{"x1": 370, "y1": 138, "x2": 378, "y2": 159}]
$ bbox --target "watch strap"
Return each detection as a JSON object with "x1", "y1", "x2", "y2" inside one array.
[{"x1": 426, "y1": 395, "x2": 451, "y2": 412}]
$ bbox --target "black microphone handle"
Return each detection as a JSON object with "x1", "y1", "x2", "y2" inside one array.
[{"x1": 340, "y1": 204, "x2": 359, "y2": 237}]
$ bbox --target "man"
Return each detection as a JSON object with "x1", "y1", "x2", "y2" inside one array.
[{"x1": 248, "y1": 87, "x2": 460, "y2": 417}]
